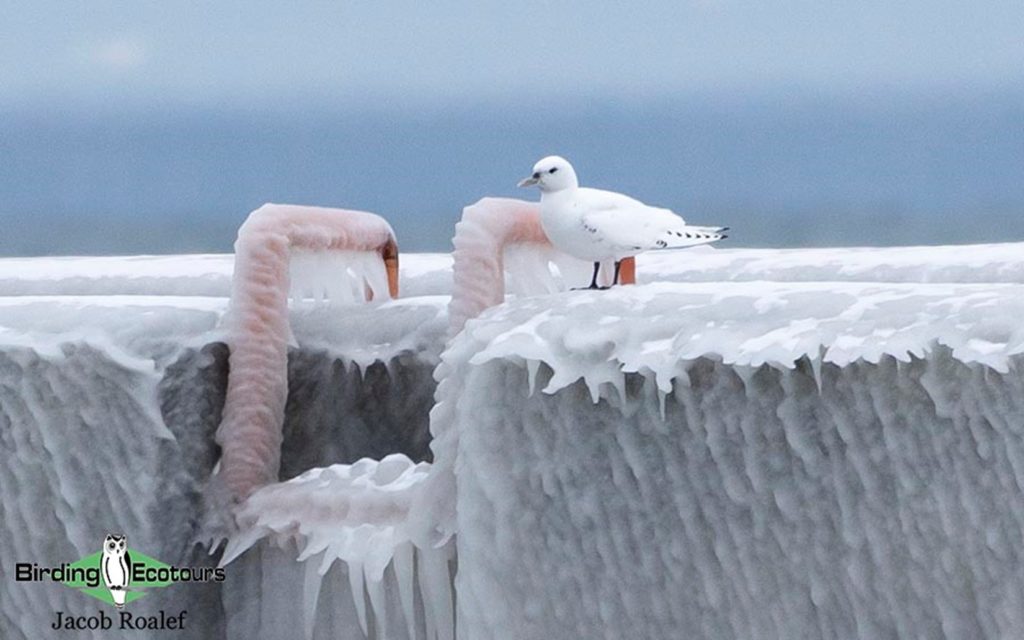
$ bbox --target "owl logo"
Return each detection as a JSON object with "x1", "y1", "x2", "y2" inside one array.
[{"x1": 100, "y1": 534, "x2": 131, "y2": 608}]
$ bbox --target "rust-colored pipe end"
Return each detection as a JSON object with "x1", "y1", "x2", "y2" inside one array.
[
  {"x1": 619, "y1": 256, "x2": 637, "y2": 285},
  {"x1": 381, "y1": 237, "x2": 400, "y2": 299}
]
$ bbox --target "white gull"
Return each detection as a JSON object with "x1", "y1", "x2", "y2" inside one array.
[{"x1": 518, "y1": 155, "x2": 728, "y2": 289}]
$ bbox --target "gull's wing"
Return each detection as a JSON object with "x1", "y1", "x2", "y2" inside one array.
[{"x1": 575, "y1": 188, "x2": 726, "y2": 251}]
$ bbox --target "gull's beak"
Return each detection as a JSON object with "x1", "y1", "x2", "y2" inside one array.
[{"x1": 517, "y1": 176, "x2": 539, "y2": 188}]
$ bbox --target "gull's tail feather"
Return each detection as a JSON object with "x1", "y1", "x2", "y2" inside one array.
[{"x1": 652, "y1": 224, "x2": 729, "y2": 250}]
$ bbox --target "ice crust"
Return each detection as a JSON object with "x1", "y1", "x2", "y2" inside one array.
[
  {"x1": 9, "y1": 241, "x2": 1024, "y2": 638},
  {"x1": 637, "y1": 242, "x2": 1024, "y2": 284},
  {"x1": 0, "y1": 253, "x2": 451, "y2": 298},
  {"x1": 421, "y1": 278, "x2": 1024, "y2": 639},
  {"x1": 221, "y1": 455, "x2": 456, "y2": 640},
  {"x1": 447, "y1": 347, "x2": 1024, "y2": 638},
  {"x1": 12, "y1": 241, "x2": 1024, "y2": 299},
  {"x1": 0, "y1": 288, "x2": 444, "y2": 640}
]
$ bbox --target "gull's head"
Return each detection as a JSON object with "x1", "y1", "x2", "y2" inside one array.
[{"x1": 517, "y1": 155, "x2": 578, "y2": 193}]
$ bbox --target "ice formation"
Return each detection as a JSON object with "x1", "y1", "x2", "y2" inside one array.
[
  {"x1": 12, "y1": 240, "x2": 1024, "y2": 299},
  {"x1": 447, "y1": 197, "x2": 634, "y2": 333},
  {"x1": 221, "y1": 455, "x2": 455, "y2": 640},
  {"x1": 216, "y1": 203, "x2": 399, "y2": 502},
  {"x1": 0, "y1": 253, "x2": 451, "y2": 298},
  {"x1": 0, "y1": 272, "x2": 443, "y2": 640},
  {"x1": 421, "y1": 277, "x2": 1024, "y2": 638},
  {"x1": 10, "y1": 241, "x2": 1024, "y2": 638}
]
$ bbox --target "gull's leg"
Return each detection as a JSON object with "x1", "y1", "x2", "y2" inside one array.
[
  {"x1": 572, "y1": 262, "x2": 604, "y2": 291},
  {"x1": 589, "y1": 262, "x2": 601, "y2": 289},
  {"x1": 613, "y1": 260, "x2": 622, "y2": 286}
]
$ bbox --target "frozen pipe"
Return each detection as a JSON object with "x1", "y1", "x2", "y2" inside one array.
[
  {"x1": 448, "y1": 197, "x2": 635, "y2": 334},
  {"x1": 215, "y1": 203, "x2": 399, "y2": 503}
]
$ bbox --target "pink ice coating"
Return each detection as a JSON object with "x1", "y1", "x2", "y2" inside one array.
[
  {"x1": 448, "y1": 198, "x2": 550, "y2": 334},
  {"x1": 216, "y1": 203, "x2": 398, "y2": 502}
]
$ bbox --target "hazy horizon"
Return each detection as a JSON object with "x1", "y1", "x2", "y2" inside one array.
[
  {"x1": 1, "y1": 1, "x2": 1021, "y2": 256},
  {"x1": 2, "y1": 88, "x2": 1022, "y2": 256}
]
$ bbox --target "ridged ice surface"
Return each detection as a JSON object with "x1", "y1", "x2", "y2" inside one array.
[
  {"x1": 222, "y1": 455, "x2": 456, "y2": 640},
  {"x1": 437, "y1": 281, "x2": 1024, "y2": 639},
  {"x1": 10, "y1": 246, "x2": 1024, "y2": 638},
  {"x1": 637, "y1": 242, "x2": 1024, "y2": 284},
  {"x1": 12, "y1": 241, "x2": 1024, "y2": 299},
  {"x1": 0, "y1": 291, "x2": 444, "y2": 640}
]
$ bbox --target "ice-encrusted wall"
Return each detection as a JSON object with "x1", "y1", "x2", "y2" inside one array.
[
  {"x1": 437, "y1": 282, "x2": 1024, "y2": 640},
  {"x1": 0, "y1": 296, "x2": 445, "y2": 640},
  {"x1": 451, "y1": 353, "x2": 1024, "y2": 638},
  {"x1": 10, "y1": 247, "x2": 1024, "y2": 639}
]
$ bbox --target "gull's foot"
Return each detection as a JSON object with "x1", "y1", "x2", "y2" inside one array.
[{"x1": 571, "y1": 284, "x2": 604, "y2": 291}]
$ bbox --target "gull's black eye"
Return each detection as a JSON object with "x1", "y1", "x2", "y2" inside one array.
[
  {"x1": 532, "y1": 172, "x2": 540, "y2": 179},
  {"x1": 549, "y1": 167, "x2": 558, "y2": 174}
]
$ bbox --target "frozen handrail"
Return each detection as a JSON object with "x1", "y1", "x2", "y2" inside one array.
[
  {"x1": 448, "y1": 197, "x2": 635, "y2": 334},
  {"x1": 221, "y1": 454, "x2": 456, "y2": 640},
  {"x1": 215, "y1": 203, "x2": 399, "y2": 503}
]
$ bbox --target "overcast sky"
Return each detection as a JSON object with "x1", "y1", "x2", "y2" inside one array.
[{"x1": 2, "y1": 0, "x2": 1022, "y2": 111}]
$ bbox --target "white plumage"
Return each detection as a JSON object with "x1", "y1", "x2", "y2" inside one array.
[{"x1": 518, "y1": 155, "x2": 727, "y2": 288}]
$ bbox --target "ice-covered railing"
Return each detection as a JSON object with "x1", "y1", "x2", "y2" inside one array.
[
  {"x1": 447, "y1": 197, "x2": 635, "y2": 334},
  {"x1": 221, "y1": 454, "x2": 455, "y2": 640},
  {"x1": 215, "y1": 204, "x2": 399, "y2": 503}
]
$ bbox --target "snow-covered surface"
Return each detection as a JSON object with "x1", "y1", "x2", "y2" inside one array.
[
  {"x1": 0, "y1": 295, "x2": 447, "y2": 365},
  {"x1": 0, "y1": 253, "x2": 452, "y2": 298},
  {"x1": 636, "y1": 242, "x2": 1024, "y2": 284},
  {"x1": 463, "y1": 280, "x2": 1024, "y2": 391},
  {"x1": 9, "y1": 241, "x2": 1024, "y2": 300}
]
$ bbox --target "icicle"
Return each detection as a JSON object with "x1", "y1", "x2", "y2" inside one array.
[
  {"x1": 420, "y1": 546, "x2": 455, "y2": 640},
  {"x1": 303, "y1": 555, "x2": 324, "y2": 640},
  {"x1": 675, "y1": 364, "x2": 691, "y2": 388},
  {"x1": 810, "y1": 356, "x2": 823, "y2": 393},
  {"x1": 393, "y1": 543, "x2": 418, "y2": 640},
  {"x1": 526, "y1": 359, "x2": 540, "y2": 396},
  {"x1": 365, "y1": 571, "x2": 388, "y2": 639},
  {"x1": 612, "y1": 373, "x2": 627, "y2": 407},
  {"x1": 348, "y1": 560, "x2": 369, "y2": 637},
  {"x1": 733, "y1": 365, "x2": 757, "y2": 394}
]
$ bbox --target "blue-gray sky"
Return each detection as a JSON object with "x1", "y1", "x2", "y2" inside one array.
[{"x1": 3, "y1": 0, "x2": 1022, "y2": 111}]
